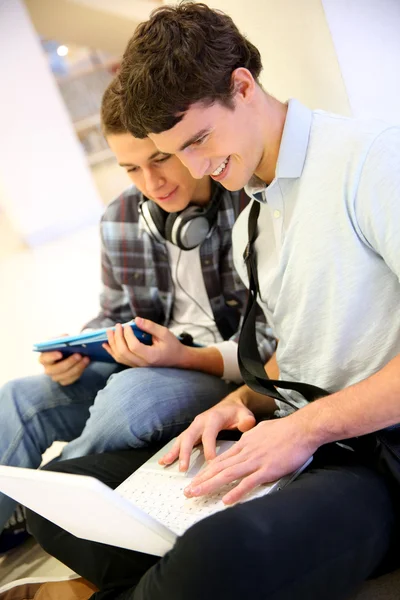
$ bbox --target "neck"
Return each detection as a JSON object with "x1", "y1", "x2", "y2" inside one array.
[
  {"x1": 254, "y1": 92, "x2": 288, "y2": 184},
  {"x1": 191, "y1": 176, "x2": 212, "y2": 206}
]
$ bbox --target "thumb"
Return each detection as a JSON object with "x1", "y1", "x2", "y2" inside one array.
[
  {"x1": 237, "y1": 411, "x2": 256, "y2": 432},
  {"x1": 134, "y1": 317, "x2": 166, "y2": 340}
]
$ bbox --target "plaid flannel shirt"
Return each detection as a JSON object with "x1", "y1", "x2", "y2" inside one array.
[{"x1": 84, "y1": 183, "x2": 275, "y2": 362}]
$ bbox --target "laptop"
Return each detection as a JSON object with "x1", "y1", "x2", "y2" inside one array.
[{"x1": 0, "y1": 439, "x2": 312, "y2": 557}]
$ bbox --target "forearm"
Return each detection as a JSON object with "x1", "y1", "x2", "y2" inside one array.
[
  {"x1": 265, "y1": 351, "x2": 279, "y2": 379},
  {"x1": 297, "y1": 353, "x2": 400, "y2": 447},
  {"x1": 179, "y1": 346, "x2": 225, "y2": 377},
  {"x1": 180, "y1": 341, "x2": 254, "y2": 382},
  {"x1": 180, "y1": 346, "x2": 276, "y2": 416}
]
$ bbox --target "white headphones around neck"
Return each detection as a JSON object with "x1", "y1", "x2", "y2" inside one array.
[{"x1": 139, "y1": 184, "x2": 223, "y2": 250}]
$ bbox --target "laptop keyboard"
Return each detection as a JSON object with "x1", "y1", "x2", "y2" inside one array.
[{"x1": 116, "y1": 469, "x2": 276, "y2": 536}]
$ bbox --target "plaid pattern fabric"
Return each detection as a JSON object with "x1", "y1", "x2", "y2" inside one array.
[{"x1": 84, "y1": 183, "x2": 275, "y2": 362}]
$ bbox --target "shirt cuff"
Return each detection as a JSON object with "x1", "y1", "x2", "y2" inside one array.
[{"x1": 208, "y1": 341, "x2": 243, "y2": 384}]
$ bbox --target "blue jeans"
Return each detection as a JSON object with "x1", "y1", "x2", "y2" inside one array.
[{"x1": 0, "y1": 362, "x2": 237, "y2": 531}]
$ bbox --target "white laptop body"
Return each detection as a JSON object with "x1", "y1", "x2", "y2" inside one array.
[{"x1": 0, "y1": 439, "x2": 312, "y2": 557}]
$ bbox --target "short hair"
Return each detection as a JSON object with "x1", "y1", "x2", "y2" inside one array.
[
  {"x1": 100, "y1": 79, "x2": 127, "y2": 136},
  {"x1": 118, "y1": 2, "x2": 262, "y2": 138}
]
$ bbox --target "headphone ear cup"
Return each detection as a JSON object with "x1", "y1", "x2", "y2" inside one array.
[
  {"x1": 141, "y1": 200, "x2": 168, "y2": 242},
  {"x1": 162, "y1": 185, "x2": 223, "y2": 249},
  {"x1": 164, "y1": 212, "x2": 180, "y2": 246},
  {"x1": 166, "y1": 206, "x2": 211, "y2": 250}
]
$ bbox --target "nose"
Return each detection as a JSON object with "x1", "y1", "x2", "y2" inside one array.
[
  {"x1": 143, "y1": 168, "x2": 165, "y2": 194},
  {"x1": 177, "y1": 151, "x2": 209, "y2": 179}
]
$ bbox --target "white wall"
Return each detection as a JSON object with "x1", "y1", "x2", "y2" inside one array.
[
  {"x1": 202, "y1": 0, "x2": 400, "y2": 123},
  {"x1": 322, "y1": 0, "x2": 400, "y2": 122},
  {"x1": 202, "y1": 0, "x2": 352, "y2": 115},
  {"x1": 91, "y1": 160, "x2": 131, "y2": 206},
  {"x1": 0, "y1": 0, "x2": 103, "y2": 247}
]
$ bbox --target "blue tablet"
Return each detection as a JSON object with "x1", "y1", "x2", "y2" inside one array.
[{"x1": 33, "y1": 323, "x2": 152, "y2": 363}]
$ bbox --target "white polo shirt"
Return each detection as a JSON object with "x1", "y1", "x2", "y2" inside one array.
[{"x1": 232, "y1": 99, "x2": 400, "y2": 415}]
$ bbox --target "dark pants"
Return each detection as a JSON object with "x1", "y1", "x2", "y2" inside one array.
[{"x1": 27, "y1": 444, "x2": 399, "y2": 600}]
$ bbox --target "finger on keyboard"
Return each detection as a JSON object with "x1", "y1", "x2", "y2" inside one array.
[
  {"x1": 159, "y1": 440, "x2": 181, "y2": 466},
  {"x1": 179, "y1": 435, "x2": 199, "y2": 471},
  {"x1": 201, "y1": 429, "x2": 219, "y2": 461}
]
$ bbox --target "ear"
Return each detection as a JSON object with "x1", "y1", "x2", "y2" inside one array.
[{"x1": 231, "y1": 68, "x2": 256, "y2": 104}]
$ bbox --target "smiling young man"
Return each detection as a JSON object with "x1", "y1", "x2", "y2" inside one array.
[
  {"x1": 0, "y1": 79, "x2": 275, "y2": 554},
  {"x1": 18, "y1": 3, "x2": 400, "y2": 600}
]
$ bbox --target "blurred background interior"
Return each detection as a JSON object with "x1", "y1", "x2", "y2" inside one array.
[{"x1": 0, "y1": 0, "x2": 400, "y2": 586}]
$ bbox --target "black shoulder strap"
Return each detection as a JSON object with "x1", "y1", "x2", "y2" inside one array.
[
  {"x1": 239, "y1": 189, "x2": 250, "y2": 213},
  {"x1": 238, "y1": 201, "x2": 330, "y2": 411},
  {"x1": 232, "y1": 189, "x2": 251, "y2": 218}
]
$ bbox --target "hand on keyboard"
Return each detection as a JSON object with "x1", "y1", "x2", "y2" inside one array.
[
  {"x1": 159, "y1": 395, "x2": 256, "y2": 471},
  {"x1": 184, "y1": 414, "x2": 315, "y2": 505}
]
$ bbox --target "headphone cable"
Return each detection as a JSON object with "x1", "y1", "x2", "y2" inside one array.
[{"x1": 171, "y1": 250, "x2": 218, "y2": 343}]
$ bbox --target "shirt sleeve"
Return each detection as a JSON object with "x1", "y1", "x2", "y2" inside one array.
[
  {"x1": 355, "y1": 126, "x2": 400, "y2": 281},
  {"x1": 208, "y1": 340, "x2": 242, "y2": 384},
  {"x1": 82, "y1": 222, "x2": 135, "y2": 330}
]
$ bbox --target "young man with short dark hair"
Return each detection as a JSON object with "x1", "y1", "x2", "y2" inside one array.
[
  {"x1": 12, "y1": 3, "x2": 400, "y2": 599},
  {"x1": 0, "y1": 79, "x2": 274, "y2": 553}
]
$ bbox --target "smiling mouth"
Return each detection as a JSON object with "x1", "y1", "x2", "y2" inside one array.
[
  {"x1": 156, "y1": 187, "x2": 178, "y2": 201},
  {"x1": 211, "y1": 157, "x2": 230, "y2": 178}
]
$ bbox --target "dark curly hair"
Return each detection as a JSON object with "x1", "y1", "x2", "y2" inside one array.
[
  {"x1": 100, "y1": 79, "x2": 127, "y2": 136},
  {"x1": 117, "y1": 2, "x2": 262, "y2": 138}
]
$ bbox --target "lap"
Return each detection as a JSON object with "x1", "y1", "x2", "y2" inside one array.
[
  {"x1": 0, "y1": 363, "x2": 123, "y2": 464},
  {"x1": 60, "y1": 368, "x2": 237, "y2": 452},
  {"x1": 29, "y1": 444, "x2": 399, "y2": 600},
  {"x1": 98, "y1": 367, "x2": 237, "y2": 410},
  {"x1": 132, "y1": 445, "x2": 398, "y2": 600},
  {"x1": 0, "y1": 362, "x2": 122, "y2": 414}
]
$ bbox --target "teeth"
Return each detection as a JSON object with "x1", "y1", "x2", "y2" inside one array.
[{"x1": 212, "y1": 158, "x2": 229, "y2": 176}]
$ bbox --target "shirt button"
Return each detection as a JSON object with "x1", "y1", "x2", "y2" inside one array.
[{"x1": 273, "y1": 209, "x2": 281, "y2": 219}]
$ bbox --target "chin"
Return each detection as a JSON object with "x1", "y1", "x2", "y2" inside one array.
[
  {"x1": 164, "y1": 202, "x2": 188, "y2": 213},
  {"x1": 223, "y1": 182, "x2": 242, "y2": 192},
  {"x1": 220, "y1": 176, "x2": 246, "y2": 192}
]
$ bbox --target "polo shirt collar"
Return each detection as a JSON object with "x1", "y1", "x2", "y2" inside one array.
[{"x1": 245, "y1": 98, "x2": 312, "y2": 202}]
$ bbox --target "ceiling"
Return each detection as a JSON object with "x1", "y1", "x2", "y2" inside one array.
[
  {"x1": 24, "y1": 0, "x2": 163, "y2": 57},
  {"x1": 64, "y1": 0, "x2": 163, "y2": 22}
]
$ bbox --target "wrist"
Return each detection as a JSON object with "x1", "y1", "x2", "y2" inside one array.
[
  {"x1": 229, "y1": 385, "x2": 277, "y2": 416},
  {"x1": 221, "y1": 390, "x2": 247, "y2": 409},
  {"x1": 292, "y1": 397, "x2": 337, "y2": 450},
  {"x1": 238, "y1": 386, "x2": 257, "y2": 408}
]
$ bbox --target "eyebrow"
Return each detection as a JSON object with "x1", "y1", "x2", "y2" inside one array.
[
  {"x1": 119, "y1": 151, "x2": 170, "y2": 168},
  {"x1": 178, "y1": 128, "x2": 211, "y2": 152}
]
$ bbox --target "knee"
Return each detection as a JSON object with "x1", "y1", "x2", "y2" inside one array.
[
  {"x1": 104, "y1": 368, "x2": 156, "y2": 401},
  {"x1": 82, "y1": 368, "x2": 182, "y2": 450},
  {"x1": 97, "y1": 368, "x2": 165, "y2": 421},
  {"x1": 1, "y1": 379, "x2": 25, "y2": 404},
  {"x1": 0, "y1": 379, "x2": 31, "y2": 419},
  {"x1": 0, "y1": 376, "x2": 49, "y2": 415}
]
